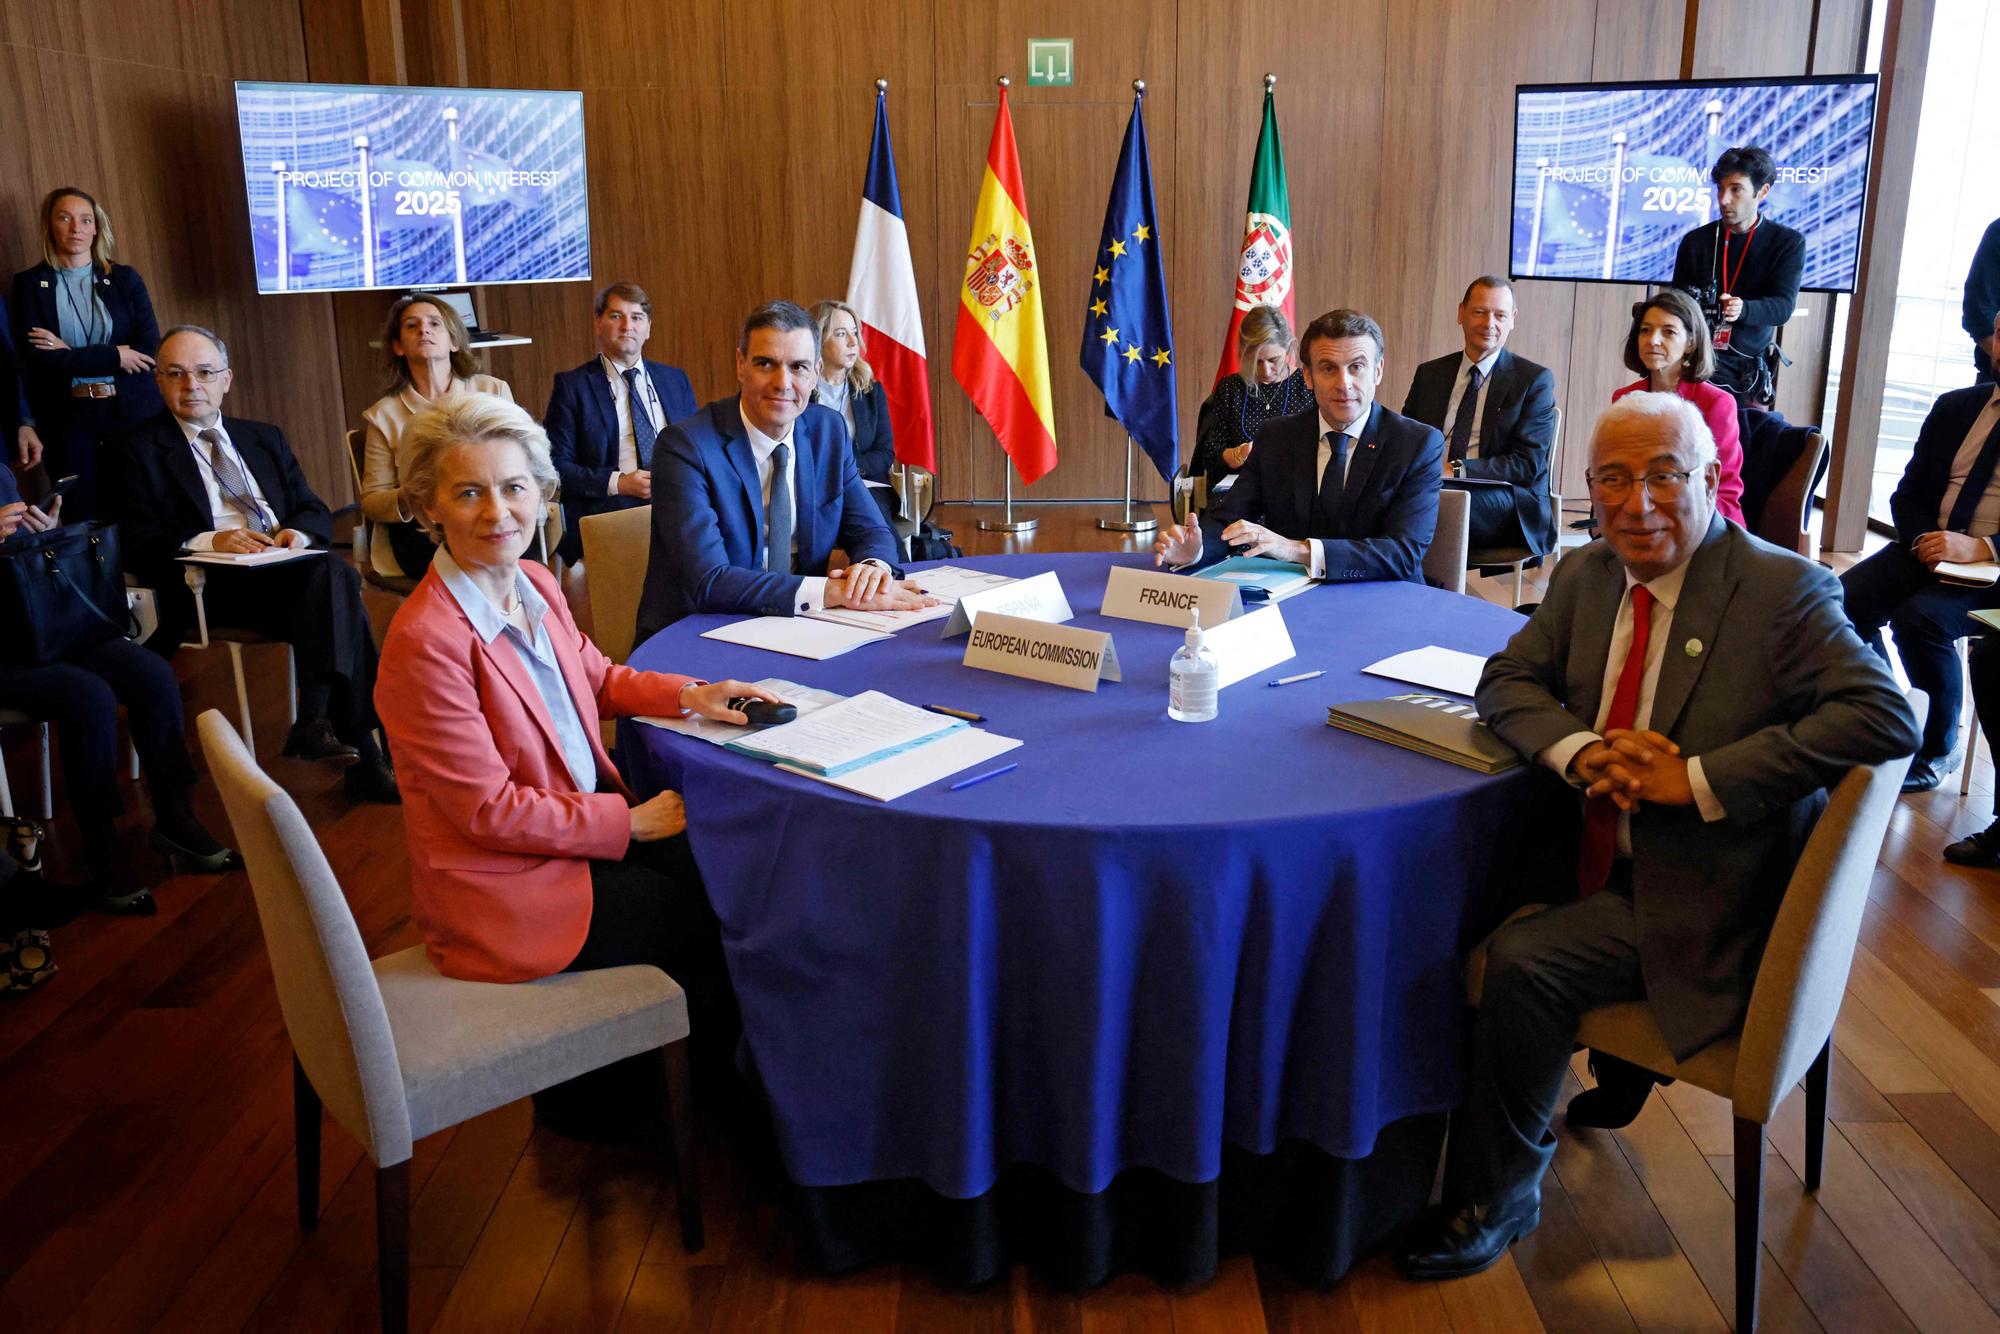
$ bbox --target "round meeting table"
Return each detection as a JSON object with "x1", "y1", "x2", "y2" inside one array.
[{"x1": 618, "y1": 550, "x2": 1544, "y2": 1287}]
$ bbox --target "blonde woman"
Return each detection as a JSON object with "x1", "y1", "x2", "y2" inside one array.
[
  {"x1": 811, "y1": 298, "x2": 898, "y2": 526},
  {"x1": 1191, "y1": 304, "x2": 1310, "y2": 487}
]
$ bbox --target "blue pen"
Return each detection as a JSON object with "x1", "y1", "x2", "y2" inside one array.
[{"x1": 948, "y1": 762, "x2": 1018, "y2": 792}]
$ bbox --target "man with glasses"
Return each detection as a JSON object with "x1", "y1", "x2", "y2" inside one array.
[
  {"x1": 105, "y1": 325, "x2": 397, "y2": 803},
  {"x1": 1397, "y1": 392, "x2": 1915, "y2": 1281}
]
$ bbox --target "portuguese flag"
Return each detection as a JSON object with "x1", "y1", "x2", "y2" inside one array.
[
  {"x1": 1212, "y1": 83, "x2": 1294, "y2": 388},
  {"x1": 952, "y1": 82, "x2": 1058, "y2": 485}
]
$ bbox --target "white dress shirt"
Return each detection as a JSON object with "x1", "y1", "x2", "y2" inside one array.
[
  {"x1": 1936, "y1": 385, "x2": 2000, "y2": 559},
  {"x1": 1539, "y1": 556, "x2": 1726, "y2": 852},
  {"x1": 738, "y1": 407, "x2": 887, "y2": 614},
  {"x1": 1306, "y1": 410, "x2": 1364, "y2": 581},
  {"x1": 175, "y1": 416, "x2": 278, "y2": 551},
  {"x1": 1442, "y1": 348, "x2": 1503, "y2": 458},
  {"x1": 600, "y1": 353, "x2": 664, "y2": 488}
]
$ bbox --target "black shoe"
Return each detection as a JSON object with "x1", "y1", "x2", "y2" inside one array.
[
  {"x1": 1902, "y1": 748, "x2": 1964, "y2": 794},
  {"x1": 1565, "y1": 1051, "x2": 1669, "y2": 1130},
  {"x1": 343, "y1": 760, "x2": 400, "y2": 804},
  {"x1": 95, "y1": 884, "x2": 158, "y2": 916},
  {"x1": 1396, "y1": 1194, "x2": 1542, "y2": 1280},
  {"x1": 148, "y1": 825, "x2": 243, "y2": 873},
  {"x1": 1945, "y1": 821, "x2": 2000, "y2": 868},
  {"x1": 282, "y1": 719, "x2": 360, "y2": 766}
]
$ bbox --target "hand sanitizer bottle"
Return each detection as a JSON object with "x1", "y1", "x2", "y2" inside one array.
[{"x1": 1168, "y1": 607, "x2": 1220, "y2": 722}]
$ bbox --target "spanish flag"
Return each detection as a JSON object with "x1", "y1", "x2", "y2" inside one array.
[{"x1": 952, "y1": 81, "x2": 1057, "y2": 485}]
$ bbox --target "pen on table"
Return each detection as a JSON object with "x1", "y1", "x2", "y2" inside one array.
[
  {"x1": 1267, "y1": 670, "x2": 1325, "y2": 688},
  {"x1": 948, "y1": 763, "x2": 1017, "y2": 792},
  {"x1": 924, "y1": 704, "x2": 986, "y2": 723}
]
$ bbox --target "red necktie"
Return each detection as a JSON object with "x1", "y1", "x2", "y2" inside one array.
[{"x1": 1576, "y1": 583, "x2": 1654, "y2": 896}]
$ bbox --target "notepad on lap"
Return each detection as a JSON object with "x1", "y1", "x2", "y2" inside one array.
[
  {"x1": 699, "y1": 616, "x2": 890, "y2": 659},
  {"x1": 178, "y1": 547, "x2": 325, "y2": 567},
  {"x1": 1937, "y1": 560, "x2": 2000, "y2": 587},
  {"x1": 723, "y1": 691, "x2": 964, "y2": 775}
]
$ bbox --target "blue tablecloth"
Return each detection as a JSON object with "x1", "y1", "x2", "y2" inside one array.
[{"x1": 620, "y1": 552, "x2": 1538, "y2": 1200}]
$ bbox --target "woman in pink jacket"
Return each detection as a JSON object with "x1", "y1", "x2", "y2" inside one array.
[{"x1": 1611, "y1": 288, "x2": 1747, "y2": 526}]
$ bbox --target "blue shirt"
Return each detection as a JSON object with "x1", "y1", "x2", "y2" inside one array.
[{"x1": 433, "y1": 548, "x2": 599, "y2": 795}]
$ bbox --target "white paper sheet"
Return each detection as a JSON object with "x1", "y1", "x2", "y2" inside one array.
[
  {"x1": 1362, "y1": 646, "x2": 1489, "y2": 697},
  {"x1": 725, "y1": 690, "x2": 960, "y2": 773},
  {"x1": 178, "y1": 547, "x2": 326, "y2": 567},
  {"x1": 699, "y1": 616, "x2": 891, "y2": 659},
  {"x1": 634, "y1": 679, "x2": 843, "y2": 744},
  {"x1": 805, "y1": 565, "x2": 1020, "y2": 633},
  {"x1": 779, "y1": 730, "x2": 1023, "y2": 801}
]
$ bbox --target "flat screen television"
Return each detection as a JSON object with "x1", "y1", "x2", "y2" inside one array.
[
  {"x1": 1510, "y1": 75, "x2": 1878, "y2": 292},
  {"x1": 234, "y1": 81, "x2": 590, "y2": 294}
]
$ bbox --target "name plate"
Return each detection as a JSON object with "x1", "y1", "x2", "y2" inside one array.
[
  {"x1": 940, "y1": 570, "x2": 1074, "y2": 638},
  {"x1": 1100, "y1": 565, "x2": 1242, "y2": 629},
  {"x1": 963, "y1": 612, "x2": 1122, "y2": 691},
  {"x1": 1203, "y1": 604, "x2": 1296, "y2": 688}
]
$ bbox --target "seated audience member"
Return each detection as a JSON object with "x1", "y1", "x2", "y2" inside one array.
[
  {"x1": 1843, "y1": 324, "x2": 2000, "y2": 793},
  {"x1": 1152, "y1": 308, "x2": 1444, "y2": 583},
  {"x1": 633, "y1": 300, "x2": 931, "y2": 640},
  {"x1": 811, "y1": 298, "x2": 900, "y2": 530},
  {"x1": 1967, "y1": 216, "x2": 2000, "y2": 385},
  {"x1": 105, "y1": 325, "x2": 397, "y2": 803},
  {"x1": 1670, "y1": 146, "x2": 1804, "y2": 405},
  {"x1": 2, "y1": 302, "x2": 46, "y2": 469},
  {"x1": 1612, "y1": 289, "x2": 1745, "y2": 525},
  {"x1": 372, "y1": 393, "x2": 778, "y2": 1093},
  {"x1": 543, "y1": 282, "x2": 697, "y2": 564},
  {"x1": 1190, "y1": 304, "x2": 1311, "y2": 492},
  {"x1": 359, "y1": 294, "x2": 515, "y2": 578},
  {"x1": 1403, "y1": 276, "x2": 1559, "y2": 554},
  {"x1": 0, "y1": 472, "x2": 238, "y2": 915},
  {"x1": 1397, "y1": 392, "x2": 1917, "y2": 1281},
  {"x1": 10, "y1": 187, "x2": 162, "y2": 519}
]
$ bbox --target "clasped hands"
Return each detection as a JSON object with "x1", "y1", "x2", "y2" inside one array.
[
  {"x1": 213, "y1": 527, "x2": 312, "y2": 554},
  {"x1": 1154, "y1": 514, "x2": 1305, "y2": 568},
  {"x1": 629, "y1": 679, "x2": 792, "y2": 842},
  {"x1": 1571, "y1": 729, "x2": 1694, "y2": 811},
  {"x1": 825, "y1": 561, "x2": 936, "y2": 612}
]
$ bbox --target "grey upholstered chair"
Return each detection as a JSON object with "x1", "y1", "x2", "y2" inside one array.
[
  {"x1": 1468, "y1": 405, "x2": 1565, "y2": 606},
  {"x1": 579, "y1": 503, "x2": 653, "y2": 665},
  {"x1": 1424, "y1": 486, "x2": 1471, "y2": 595},
  {"x1": 197, "y1": 710, "x2": 702, "y2": 1334},
  {"x1": 1464, "y1": 693, "x2": 1922, "y2": 1334}
]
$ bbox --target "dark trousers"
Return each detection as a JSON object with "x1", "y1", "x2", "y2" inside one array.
[
  {"x1": 42, "y1": 395, "x2": 122, "y2": 522},
  {"x1": 0, "y1": 636, "x2": 195, "y2": 826},
  {"x1": 382, "y1": 520, "x2": 437, "y2": 581},
  {"x1": 1456, "y1": 482, "x2": 1525, "y2": 551},
  {"x1": 1977, "y1": 340, "x2": 1994, "y2": 386},
  {"x1": 1841, "y1": 542, "x2": 1997, "y2": 760},
  {"x1": 161, "y1": 554, "x2": 380, "y2": 738},
  {"x1": 1972, "y1": 636, "x2": 2000, "y2": 763},
  {"x1": 1444, "y1": 886, "x2": 1645, "y2": 1208}
]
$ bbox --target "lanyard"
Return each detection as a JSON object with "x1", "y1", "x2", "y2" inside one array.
[
  {"x1": 1720, "y1": 220, "x2": 1758, "y2": 296},
  {"x1": 194, "y1": 436, "x2": 275, "y2": 533}
]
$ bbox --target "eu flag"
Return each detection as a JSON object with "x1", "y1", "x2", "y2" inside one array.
[{"x1": 1080, "y1": 88, "x2": 1177, "y2": 483}]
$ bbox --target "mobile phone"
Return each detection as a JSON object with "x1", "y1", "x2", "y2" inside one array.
[{"x1": 33, "y1": 475, "x2": 78, "y2": 509}]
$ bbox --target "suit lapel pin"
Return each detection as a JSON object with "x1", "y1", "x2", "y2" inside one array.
[
  {"x1": 1684, "y1": 637, "x2": 1703, "y2": 658},
  {"x1": 38, "y1": 280, "x2": 47, "y2": 288}
]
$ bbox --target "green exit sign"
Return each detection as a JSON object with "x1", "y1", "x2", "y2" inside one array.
[{"x1": 1027, "y1": 38, "x2": 1072, "y2": 87}]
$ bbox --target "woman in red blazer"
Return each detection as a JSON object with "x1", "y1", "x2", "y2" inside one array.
[
  {"x1": 374, "y1": 394, "x2": 783, "y2": 996},
  {"x1": 1611, "y1": 288, "x2": 1746, "y2": 526}
]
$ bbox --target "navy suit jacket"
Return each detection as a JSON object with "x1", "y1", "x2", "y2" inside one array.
[
  {"x1": 1403, "y1": 347, "x2": 1560, "y2": 553},
  {"x1": 9, "y1": 262, "x2": 163, "y2": 427},
  {"x1": 544, "y1": 356, "x2": 696, "y2": 561},
  {"x1": 1200, "y1": 402, "x2": 1444, "y2": 583},
  {"x1": 845, "y1": 381, "x2": 895, "y2": 484},
  {"x1": 1889, "y1": 383, "x2": 2000, "y2": 547},
  {"x1": 635, "y1": 396, "x2": 901, "y2": 640},
  {"x1": 0, "y1": 302, "x2": 27, "y2": 434}
]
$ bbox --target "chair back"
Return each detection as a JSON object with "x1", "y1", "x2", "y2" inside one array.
[
  {"x1": 197, "y1": 710, "x2": 414, "y2": 1164},
  {"x1": 581, "y1": 503, "x2": 654, "y2": 664},
  {"x1": 1425, "y1": 487, "x2": 1470, "y2": 594},
  {"x1": 1755, "y1": 429, "x2": 1827, "y2": 558},
  {"x1": 1731, "y1": 691, "x2": 1926, "y2": 1121},
  {"x1": 1548, "y1": 406, "x2": 1565, "y2": 506},
  {"x1": 342, "y1": 430, "x2": 374, "y2": 575}
]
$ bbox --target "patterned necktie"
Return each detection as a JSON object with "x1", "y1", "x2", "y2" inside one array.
[
  {"x1": 622, "y1": 366, "x2": 658, "y2": 469},
  {"x1": 1945, "y1": 409, "x2": 2000, "y2": 533},
  {"x1": 1576, "y1": 583, "x2": 1655, "y2": 896},
  {"x1": 1448, "y1": 365, "x2": 1485, "y2": 464},
  {"x1": 765, "y1": 441, "x2": 795, "y2": 574},
  {"x1": 199, "y1": 427, "x2": 268, "y2": 531}
]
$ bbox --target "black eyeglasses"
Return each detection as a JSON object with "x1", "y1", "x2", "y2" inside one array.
[
  {"x1": 158, "y1": 366, "x2": 226, "y2": 384},
  {"x1": 1585, "y1": 468, "x2": 1697, "y2": 502}
]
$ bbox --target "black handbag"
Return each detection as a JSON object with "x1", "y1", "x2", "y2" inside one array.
[{"x1": 0, "y1": 520, "x2": 132, "y2": 664}]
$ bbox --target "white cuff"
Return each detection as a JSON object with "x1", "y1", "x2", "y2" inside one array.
[
  {"x1": 1542, "y1": 731, "x2": 1600, "y2": 784},
  {"x1": 795, "y1": 575, "x2": 827, "y2": 614},
  {"x1": 608, "y1": 468, "x2": 622, "y2": 494},
  {"x1": 1688, "y1": 756, "x2": 1726, "y2": 822},
  {"x1": 184, "y1": 530, "x2": 222, "y2": 552},
  {"x1": 1308, "y1": 539, "x2": 1326, "y2": 580}
]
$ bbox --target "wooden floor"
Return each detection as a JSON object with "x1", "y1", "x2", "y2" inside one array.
[{"x1": 5, "y1": 501, "x2": 1999, "y2": 1333}]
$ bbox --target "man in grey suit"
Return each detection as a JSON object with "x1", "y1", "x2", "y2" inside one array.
[{"x1": 1397, "y1": 392, "x2": 1918, "y2": 1281}]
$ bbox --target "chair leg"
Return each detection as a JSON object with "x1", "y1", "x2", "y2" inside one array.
[
  {"x1": 376, "y1": 1160, "x2": 410, "y2": 1334},
  {"x1": 1805, "y1": 1038, "x2": 1831, "y2": 1191},
  {"x1": 0, "y1": 742, "x2": 12, "y2": 818},
  {"x1": 228, "y1": 642, "x2": 255, "y2": 754},
  {"x1": 1511, "y1": 561, "x2": 1525, "y2": 607},
  {"x1": 38, "y1": 722, "x2": 52, "y2": 821},
  {"x1": 285, "y1": 647, "x2": 298, "y2": 726},
  {"x1": 1966, "y1": 639, "x2": 1979, "y2": 798},
  {"x1": 1735, "y1": 1118, "x2": 1766, "y2": 1334},
  {"x1": 294, "y1": 1054, "x2": 322, "y2": 1231},
  {"x1": 657, "y1": 1039, "x2": 705, "y2": 1252}
]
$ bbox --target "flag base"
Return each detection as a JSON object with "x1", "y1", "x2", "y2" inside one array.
[
  {"x1": 1096, "y1": 517, "x2": 1157, "y2": 533},
  {"x1": 979, "y1": 517, "x2": 1040, "y2": 533}
]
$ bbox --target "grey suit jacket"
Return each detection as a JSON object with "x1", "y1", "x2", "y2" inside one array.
[{"x1": 1475, "y1": 517, "x2": 1919, "y2": 1058}]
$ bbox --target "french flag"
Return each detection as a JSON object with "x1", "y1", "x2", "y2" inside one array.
[{"x1": 847, "y1": 85, "x2": 935, "y2": 472}]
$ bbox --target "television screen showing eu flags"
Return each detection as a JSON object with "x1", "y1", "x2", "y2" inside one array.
[
  {"x1": 1510, "y1": 75, "x2": 1877, "y2": 293},
  {"x1": 235, "y1": 81, "x2": 590, "y2": 294}
]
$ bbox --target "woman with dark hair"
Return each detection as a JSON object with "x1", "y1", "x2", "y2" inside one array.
[
  {"x1": 1611, "y1": 288, "x2": 1746, "y2": 525},
  {"x1": 1191, "y1": 304, "x2": 1310, "y2": 489},
  {"x1": 811, "y1": 298, "x2": 900, "y2": 528},
  {"x1": 358, "y1": 294, "x2": 515, "y2": 578},
  {"x1": 9, "y1": 188, "x2": 162, "y2": 519}
]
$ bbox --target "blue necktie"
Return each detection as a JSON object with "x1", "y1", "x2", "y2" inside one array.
[
  {"x1": 766, "y1": 441, "x2": 795, "y2": 574},
  {"x1": 623, "y1": 367, "x2": 658, "y2": 469},
  {"x1": 1946, "y1": 413, "x2": 2000, "y2": 533},
  {"x1": 1448, "y1": 365, "x2": 1484, "y2": 463},
  {"x1": 1313, "y1": 431, "x2": 1349, "y2": 530}
]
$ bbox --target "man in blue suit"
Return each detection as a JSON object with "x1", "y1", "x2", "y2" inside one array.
[
  {"x1": 1153, "y1": 308, "x2": 1444, "y2": 582},
  {"x1": 543, "y1": 282, "x2": 698, "y2": 563},
  {"x1": 634, "y1": 300, "x2": 932, "y2": 642}
]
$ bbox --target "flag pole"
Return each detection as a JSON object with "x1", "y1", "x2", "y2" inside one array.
[
  {"x1": 271, "y1": 159, "x2": 290, "y2": 292},
  {"x1": 1526, "y1": 157, "x2": 1548, "y2": 277},
  {"x1": 1099, "y1": 78, "x2": 1160, "y2": 536},
  {"x1": 978, "y1": 74, "x2": 1038, "y2": 536},
  {"x1": 443, "y1": 107, "x2": 468, "y2": 284},
  {"x1": 354, "y1": 135, "x2": 376, "y2": 289}
]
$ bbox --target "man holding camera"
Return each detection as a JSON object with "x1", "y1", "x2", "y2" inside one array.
[{"x1": 1671, "y1": 146, "x2": 1804, "y2": 407}]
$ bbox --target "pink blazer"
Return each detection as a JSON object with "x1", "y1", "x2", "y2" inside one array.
[
  {"x1": 1612, "y1": 378, "x2": 1746, "y2": 525},
  {"x1": 375, "y1": 560, "x2": 695, "y2": 983}
]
